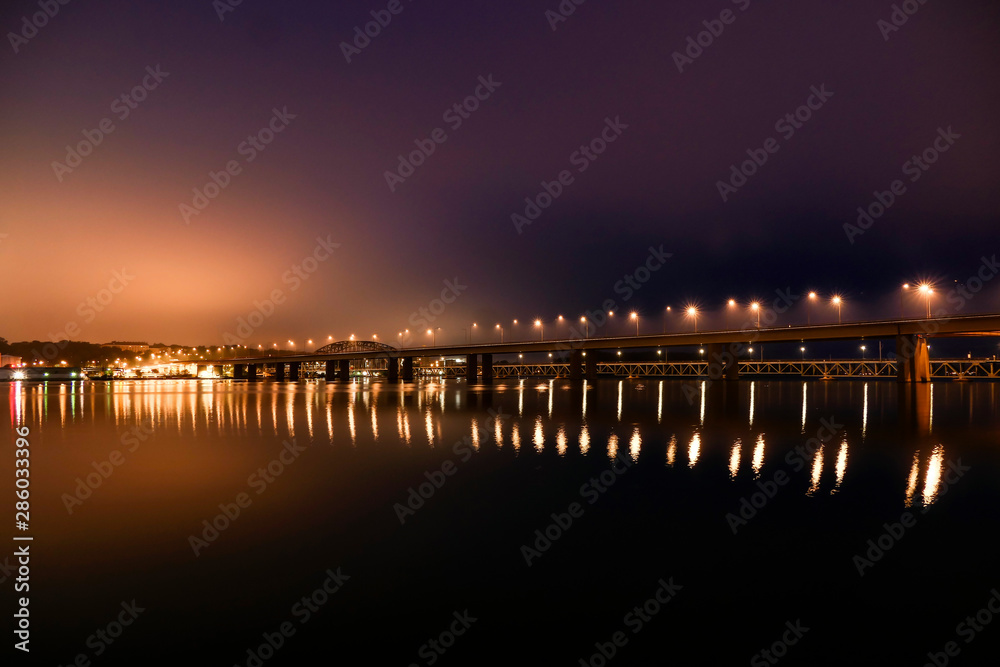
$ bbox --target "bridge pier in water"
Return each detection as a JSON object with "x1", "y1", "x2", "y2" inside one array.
[
  {"x1": 402, "y1": 357, "x2": 414, "y2": 382},
  {"x1": 234, "y1": 365, "x2": 245, "y2": 379},
  {"x1": 896, "y1": 334, "x2": 931, "y2": 382},
  {"x1": 482, "y1": 354, "x2": 493, "y2": 383},
  {"x1": 324, "y1": 361, "x2": 335, "y2": 380},
  {"x1": 569, "y1": 350, "x2": 583, "y2": 380},
  {"x1": 288, "y1": 362, "x2": 300, "y2": 381},
  {"x1": 246, "y1": 364, "x2": 258, "y2": 382},
  {"x1": 466, "y1": 354, "x2": 478, "y2": 383},
  {"x1": 586, "y1": 353, "x2": 597, "y2": 381},
  {"x1": 707, "y1": 343, "x2": 739, "y2": 380},
  {"x1": 338, "y1": 359, "x2": 350, "y2": 382},
  {"x1": 274, "y1": 363, "x2": 285, "y2": 381},
  {"x1": 387, "y1": 357, "x2": 398, "y2": 382}
]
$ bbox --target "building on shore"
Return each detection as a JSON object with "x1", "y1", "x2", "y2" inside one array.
[
  {"x1": 1, "y1": 354, "x2": 23, "y2": 367},
  {"x1": 103, "y1": 341, "x2": 150, "y2": 353}
]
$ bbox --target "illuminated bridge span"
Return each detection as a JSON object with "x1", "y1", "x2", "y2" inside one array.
[
  {"x1": 438, "y1": 359, "x2": 1000, "y2": 380},
  {"x1": 195, "y1": 314, "x2": 1000, "y2": 383}
]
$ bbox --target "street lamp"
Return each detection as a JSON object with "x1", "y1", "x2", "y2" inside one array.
[
  {"x1": 750, "y1": 302, "x2": 761, "y2": 328},
  {"x1": 861, "y1": 345, "x2": 867, "y2": 360},
  {"x1": 900, "y1": 283, "x2": 910, "y2": 319},
  {"x1": 470, "y1": 323, "x2": 477, "y2": 343},
  {"x1": 800, "y1": 346, "x2": 806, "y2": 361},
  {"x1": 807, "y1": 292, "x2": 817, "y2": 325},
  {"x1": 918, "y1": 283, "x2": 933, "y2": 318},
  {"x1": 580, "y1": 316, "x2": 589, "y2": 338},
  {"x1": 535, "y1": 319, "x2": 543, "y2": 341},
  {"x1": 496, "y1": 324, "x2": 504, "y2": 343},
  {"x1": 832, "y1": 296, "x2": 842, "y2": 324},
  {"x1": 663, "y1": 306, "x2": 672, "y2": 334},
  {"x1": 630, "y1": 312, "x2": 639, "y2": 336},
  {"x1": 687, "y1": 306, "x2": 698, "y2": 332},
  {"x1": 427, "y1": 328, "x2": 440, "y2": 346}
]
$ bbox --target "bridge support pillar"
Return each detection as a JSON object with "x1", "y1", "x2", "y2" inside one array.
[
  {"x1": 274, "y1": 363, "x2": 285, "y2": 381},
  {"x1": 585, "y1": 353, "x2": 597, "y2": 381},
  {"x1": 387, "y1": 357, "x2": 399, "y2": 382},
  {"x1": 569, "y1": 349, "x2": 583, "y2": 380},
  {"x1": 707, "y1": 344, "x2": 739, "y2": 381},
  {"x1": 338, "y1": 359, "x2": 350, "y2": 382},
  {"x1": 234, "y1": 364, "x2": 245, "y2": 379},
  {"x1": 213, "y1": 365, "x2": 224, "y2": 378},
  {"x1": 896, "y1": 334, "x2": 931, "y2": 382},
  {"x1": 289, "y1": 362, "x2": 300, "y2": 381},
  {"x1": 482, "y1": 354, "x2": 493, "y2": 383},
  {"x1": 402, "y1": 357, "x2": 414, "y2": 382},
  {"x1": 246, "y1": 364, "x2": 258, "y2": 382},
  {"x1": 466, "y1": 354, "x2": 478, "y2": 384},
  {"x1": 324, "y1": 361, "x2": 335, "y2": 380}
]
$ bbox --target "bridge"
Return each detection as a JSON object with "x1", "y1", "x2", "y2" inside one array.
[{"x1": 192, "y1": 314, "x2": 1000, "y2": 383}]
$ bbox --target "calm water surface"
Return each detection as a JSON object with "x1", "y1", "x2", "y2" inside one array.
[{"x1": 4, "y1": 378, "x2": 1000, "y2": 665}]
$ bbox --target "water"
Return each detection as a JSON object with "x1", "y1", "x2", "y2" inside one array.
[{"x1": 4, "y1": 378, "x2": 1000, "y2": 665}]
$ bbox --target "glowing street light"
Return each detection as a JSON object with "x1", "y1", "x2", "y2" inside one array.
[
  {"x1": 630, "y1": 311, "x2": 639, "y2": 336},
  {"x1": 580, "y1": 316, "x2": 589, "y2": 338},
  {"x1": 800, "y1": 346, "x2": 806, "y2": 361},
  {"x1": 861, "y1": 344, "x2": 867, "y2": 360},
  {"x1": 900, "y1": 283, "x2": 910, "y2": 319},
  {"x1": 832, "y1": 296, "x2": 843, "y2": 324},
  {"x1": 426, "y1": 328, "x2": 440, "y2": 346},
  {"x1": 750, "y1": 302, "x2": 761, "y2": 328},
  {"x1": 686, "y1": 306, "x2": 699, "y2": 332},
  {"x1": 807, "y1": 291, "x2": 818, "y2": 325},
  {"x1": 496, "y1": 324, "x2": 504, "y2": 343},
  {"x1": 535, "y1": 319, "x2": 543, "y2": 341},
  {"x1": 918, "y1": 283, "x2": 933, "y2": 318},
  {"x1": 663, "y1": 306, "x2": 672, "y2": 334}
]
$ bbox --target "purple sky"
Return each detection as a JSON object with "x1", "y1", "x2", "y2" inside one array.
[{"x1": 2, "y1": 0, "x2": 999, "y2": 346}]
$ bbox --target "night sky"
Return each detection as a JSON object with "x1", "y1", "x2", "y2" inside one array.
[{"x1": 2, "y1": 0, "x2": 999, "y2": 346}]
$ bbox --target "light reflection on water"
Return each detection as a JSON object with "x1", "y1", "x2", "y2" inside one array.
[{"x1": 3, "y1": 378, "x2": 995, "y2": 509}]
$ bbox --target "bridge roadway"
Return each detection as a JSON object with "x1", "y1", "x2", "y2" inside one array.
[{"x1": 200, "y1": 313, "x2": 1000, "y2": 383}]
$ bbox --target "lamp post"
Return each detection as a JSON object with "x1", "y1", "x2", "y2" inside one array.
[
  {"x1": 832, "y1": 296, "x2": 842, "y2": 324},
  {"x1": 808, "y1": 292, "x2": 817, "y2": 325},
  {"x1": 535, "y1": 319, "x2": 543, "y2": 341},
  {"x1": 663, "y1": 306, "x2": 671, "y2": 334},
  {"x1": 580, "y1": 316, "x2": 589, "y2": 338},
  {"x1": 918, "y1": 283, "x2": 933, "y2": 318},
  {"x1": 861, "y1": 345, "x2": 867, "y2": 360},
  {"x1": 496, "y1": 324, "x2": 504, "y2": 343},
  {"x1": 687, "y1": 306, "x2": 698, "y2": 333},
  {"x1": 900, "y1": 283, "x2": 910, "y2": 319},
  {"x1": 630, "y1": 312, "x2": 639, "y2": 336},
  {"x1": 427, "y1": 328, "x2": 440, "y2": 346},
  {"x1": 750, "y1": 302, "x2": 761, "y2": 329}
]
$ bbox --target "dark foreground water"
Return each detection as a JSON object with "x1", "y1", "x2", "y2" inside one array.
[{"x1": 3, "y1": 378, "x2": 1000, "y2": 666}]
